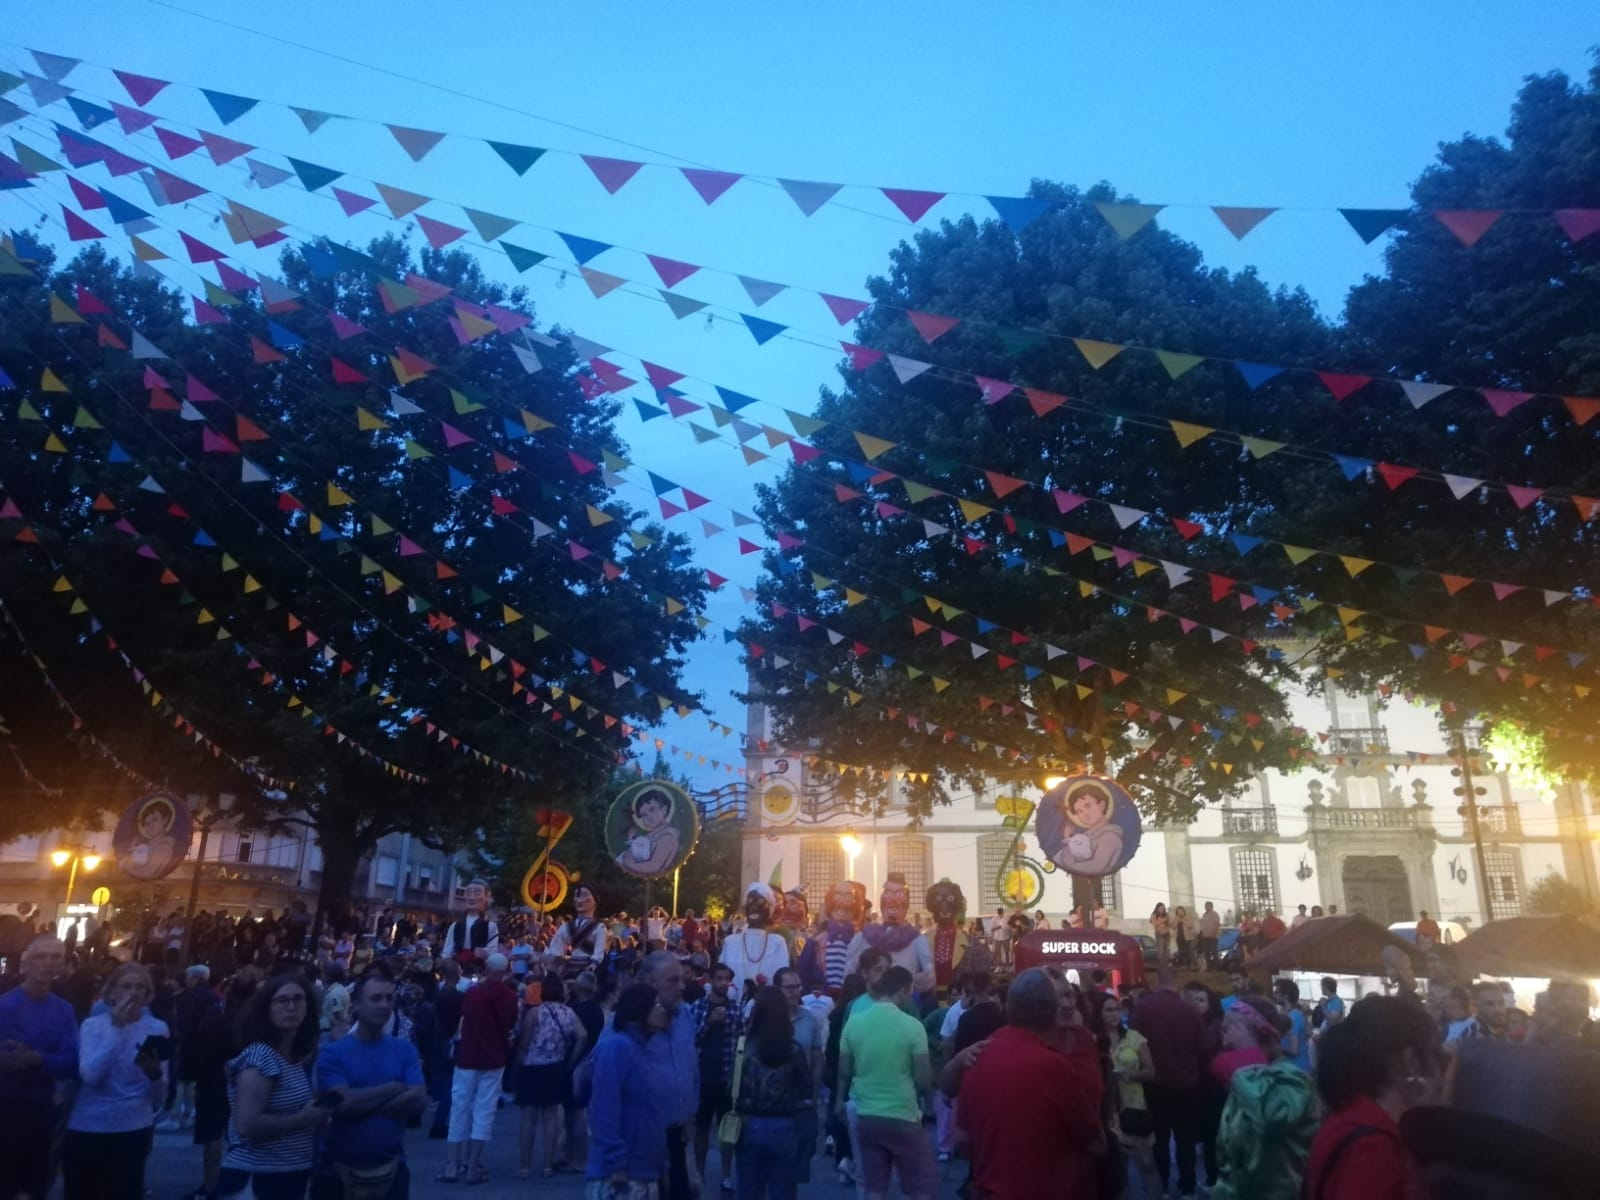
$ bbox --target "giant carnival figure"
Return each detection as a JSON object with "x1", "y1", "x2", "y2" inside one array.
[
  {"x1": 719, "y1": 881, "x2": 792, "y2": 991},
  {"x1": 547, "y1": 882, "x2": 606, "y2": 971},
  {"x1": 797, "y1": 880, "x2": 865, "y2": 992},
  {"x1": 442, "y1": 878, "x2": 497, "y2": 965},
  {"x1": 775, "y1": 885, "x2": 811, "y2": 963},
  {"x1": 925, "y1": 878, "x2": 991, "y2": 1000},
  {"x1": 845, "y1": 872, "x2": 935, "y2": 993}
]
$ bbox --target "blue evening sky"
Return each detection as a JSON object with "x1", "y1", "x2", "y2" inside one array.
[{"x1": 6, "y1": 2, "x2": 1596, "y2": 788}]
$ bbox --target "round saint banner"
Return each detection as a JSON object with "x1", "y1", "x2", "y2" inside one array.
[
  {"x1": 606, "y1": 780, "x2": 700, "y2": 878},
  {"x1": 114, "y1": 791, "x2": 193, "y2": 881},
  {"x1": 1035, "y1": 775, "x2": 1142, "y2": 878}
]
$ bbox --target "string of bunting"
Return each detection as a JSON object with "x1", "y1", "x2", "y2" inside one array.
[
  {"x1": 8, "y1": 82, "x2": 1600, "y2": 449},
  {"x1": 12, "y1": 108, "x2": 1599, "y2": 537},
  {"x1": 1, "y1": 320, "x2": 754, "y2": 777},
  {"x1": 28, "y1": 208, "x2": 1600, "y2": 739},
  {"x1": 15, "y1": 200, "x2": 1600, "y2": 732},
  {"x1": 0, "y1": 715, "x2": 65, "y2": 796},
  {"x1": 0, "y1": 592, "x2": 161, "y2": 788},
  {"x1": 8, "y1": 46, "x2": 1600, "y2": 250}
]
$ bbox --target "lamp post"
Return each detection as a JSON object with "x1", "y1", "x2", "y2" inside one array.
[
  {"x1": 840, "y1": 832, "x2": 862, "y2": 887},
  {"x1": 50, "y1": 847, "x2": 102, "y2": 930},
  {"x1": 180, "y1": 792, "x2": 236, "y2": 968}
]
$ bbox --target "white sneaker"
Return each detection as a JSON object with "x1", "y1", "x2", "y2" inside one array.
[
  {"x1": 838, "y1": 1157, "x2": 854, "y2": 1185},
  {"x1": 937, "y1": 1151, "x2": 951, "y2": 1163}
]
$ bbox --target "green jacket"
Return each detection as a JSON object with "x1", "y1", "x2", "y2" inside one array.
[{"x1": 1211, "y1": 1059, "x2": 1320, "y2": 1200}]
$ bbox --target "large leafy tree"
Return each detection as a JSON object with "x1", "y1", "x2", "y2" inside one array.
[
  {"x1": 1288, "y1": 62, "x2": 1600, "y2": 775},
  {"x1": 743, "y1": 182, "x2": 1337, "y2": 838},
  {"x1": 0, "y1": 235, "x2": 709, "y2": 923}
]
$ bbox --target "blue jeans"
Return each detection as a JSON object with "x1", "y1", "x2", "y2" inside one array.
[{"x1": 735, "y1": 1115, "x2": 799, "y2": 1200}]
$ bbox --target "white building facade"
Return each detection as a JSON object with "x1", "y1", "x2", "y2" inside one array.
[{"x1": 741, "y1": 682, "x2": 1600, "y2": 934}]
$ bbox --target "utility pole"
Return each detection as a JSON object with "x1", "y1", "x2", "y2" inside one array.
[{"x1": 1450, "y1": 730, "x2": 1496, "y2": 923}]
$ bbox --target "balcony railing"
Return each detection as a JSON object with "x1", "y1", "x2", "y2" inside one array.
[
  {"x1": 1474, "y1": 805, "x2": 1521, "y2": 836},
  {"x1": 1221, "y1": 806, "x2": 1279, "y2": 836},
  {"x1": 1326, "y1": 727, "x2": 1391, "y2": 754},
  {"x1": 1309, "y1": 807, "x2": 1422, "y2": 831}
]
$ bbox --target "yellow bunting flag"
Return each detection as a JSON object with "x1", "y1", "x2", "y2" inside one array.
[
  {"x1": 1242, "y1": 436, "x2": 1286, "y2": 459},
  {"x1": 42, "y1": 369, "x2": 67, "y2": 392},
  {"x1": 1282, "y1": 544, "x2": 1316, "y2": 565},
  {"x1": 585, "y1": 505, "x2": 613, "y2": 526},
  {"x1": 1072, "y1": 339, "x2": 1124, "y2": 369},
  {"x1": 502, "y1": 605, "x2": 522, "y2": 624},
  {"x1": 50, "y1": 294, "x2": 83, "y2": 324},
  {"x1": 1156, "y1": 351, "x2": 1205, "y2": 379},
  {"x1": 1339, "y1": 556, "x2": 1375, "y2": 577},
  {"x1": 43, "y1": 432, "x2": 67, "y2": 453},
  {"x1": 854, "y1": 431, "x2": 895, "y2": 460},
  {"x1": 958, "y1": 499, "x2": 993, "y2": 522},
  {"x1": 355, "y1": 407, "x2": 388, "y2": 431},
  {"x1": 72, "y1": 407, "x2": 102, "y2": 430},
  {"x1": 327, "y1": 483, "x2": 354, "y2": 506},
  {"x1": 1169, "y1": 420, "x2": 1214, "y2": 448}
]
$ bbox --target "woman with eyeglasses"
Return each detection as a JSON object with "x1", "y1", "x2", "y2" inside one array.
[
  {"x1": 217, "y1": 974, "x2": 330, "y2": 1200},
  {"x1": 586, "y1": 983, "x2": 671, "y2": 1199},
  {"x1": 63, "y1": 962, "x2": 169, "y2": 1200}
]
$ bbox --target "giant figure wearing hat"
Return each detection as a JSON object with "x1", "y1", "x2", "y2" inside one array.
[
  {"x1": 719, "y1": 880, "x2": 792, "y2": 992},
  {"x1": 845, "y1": 872, "x2": 934, "y2": 993},
  {"x1": 926, "y1": 878, "x2": 990, "y2": 1000}
]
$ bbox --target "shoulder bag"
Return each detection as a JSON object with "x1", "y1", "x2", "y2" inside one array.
[{"x1": 718, "y1": 1036, "x2": 747, "y2": 1148}]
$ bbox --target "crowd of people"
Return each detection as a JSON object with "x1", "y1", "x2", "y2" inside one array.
[{"x1": 2, "y1": 874, "x2": 1598, "y2": 1200}]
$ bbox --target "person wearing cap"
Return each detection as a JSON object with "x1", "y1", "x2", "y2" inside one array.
[{"x1": 439, "y1": 953, "x2": 517, "y2": 1184}]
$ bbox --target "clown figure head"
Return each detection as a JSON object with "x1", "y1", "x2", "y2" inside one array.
[{"x1": 781, "y1": 887, "x2": 809, "y2": 931}]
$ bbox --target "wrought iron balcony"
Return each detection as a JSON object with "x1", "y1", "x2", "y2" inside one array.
[
  {"x1": 1221, "y1": 806, "x2": 1279, "y2": 836},
  {"x1": 1474, "y1": 804, "x2": 1520, "y2": 836},
  {"x1": 1326, "y1": 727, "x2": 1391, "y2": 755}
]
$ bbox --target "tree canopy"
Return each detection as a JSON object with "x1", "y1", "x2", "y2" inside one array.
[
  {"x1": 0, "y1": 235, "x2": 709, "y2": 920},
  {"x1": 742, "y1": 60, "x2": 1600, "y2": 818}
]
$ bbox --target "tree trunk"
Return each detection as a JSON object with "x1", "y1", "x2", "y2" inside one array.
[{"x1": 312, "y1": 815, "x2": 368, "y2": 937}]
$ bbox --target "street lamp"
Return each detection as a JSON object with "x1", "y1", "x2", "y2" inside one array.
[
  {"x1": 180, "y1": 793, "x2": 236, "y2": 967},
  {"x1": 50, "y1": 847, "x2": 102, "y2": 922},
  {"x1": 839, "y1": 832, "x2": 862, "y2": 880}
]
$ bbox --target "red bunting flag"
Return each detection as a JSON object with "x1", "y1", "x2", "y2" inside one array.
[
  {"x1": 333, "y1": 187, "x2": 377, "y2": 216},
  {"x1": 1211, "y1": 206, "x2": 1276, "y2": 238},
  {"x1": 1564, "y1": 396, "x2": 1600, "y2": 426},
  {"x1": 1554, "y1": 209, "x2": 1600, "y2": 241},
  {"x1": 1482, "y1": 389, "x2": 1532, "y2": 417},
  {"x1": 114, "y1": 69, "x2": 169, "y2": 106},
  {"x1": 1172, "y1": 518, "x2": 1203, "y2": 540},
  {"x1": 821, "y1": 294, "x2": 870, "y2": 325},
  {"x1": 1025, "y1": 388, "x2": 1067, "y2": 417},
  {"x1": 976, "y1": 377, "x2": 1014, "y2": 405},
  {"x1": 330, "y1": 358, "x2": 368, "y2": 384},
  {"x1": 882, "y1": 188, "x2": 944, "y2": 222},
  {"x1": 199, "y1": 130, "x2": 252, "y2": 165},
  {"x1": 1434, "y1": 209, "x2": 1501, "y2": 246},
  {"x1": 582, "y1": 155, "x2": 644, "y2": 194},
  {"x1": 1376, "y1": 462, "x2": 1419, "y2": 490},
  {"x1": 907, "y1": 311, "x2": 958, "y2": 342},
  {"x1": 415, "y1": 214, "x2": 466, "y2": 249},
  {"x1": 68, "y1": 176, "x2": 106, "y2": 210},
  {"x1": 1441, "y1": 575, "x2": 1474, "y2": 595},
  {"x1": 251, "y1": 336, "x2": 285, "y2": 364},
  {"x1": 440, "y1": 422, "x2": 474, "y2": 448},
  {"x1": 647, "y1": 255, "x2": 698, "y2": 288},
  {"x1": 1505, "y1": 484, "x2": 1542, "y2": 509},
  {"x1": 236, "y1": 414, "x2": 269, "y2": 442},
  {"x1": 63, "y1": 207, "x2": 104, "y2": 241},
  {"x1": 642, "y1": 362, "x2": 685, "y2": 390},
  {"x1": 1317, "y1": 372, "x2": 1370, "y2": 401},
  {"x1": 1491, "y1": 582, "x2": 1523, "y2": 601},
  {"x1": 74, "y1": 285, "x2": 110, "y2": 314},
  {"x1": 387, "y1": 125, "x2": 445, "y2": 162},
  {"x1": 843, "y1": 343, "x2": 884, "y2": 370},
  {"x1": 154, "y1": 127, "x2": 204, "y2": 159},
  {"x1": 186, "y1": 374, "x2": 219, "y2": 403},
  {"x1": 201, "y1": 428, "x2": 239, "y2": 453},
  {"x1": 179, "y1": 231, "x2": 226, "y2": 263},
  {"x1": 984, "y1": 470, "x2": 1027, "y2": 498},
  {"x1": 1208, "y1": 574, "x2": 1236, "y2": 601}
]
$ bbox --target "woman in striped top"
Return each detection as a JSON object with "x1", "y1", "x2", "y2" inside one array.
[{"x1": 217, "y1": 974, "x2": 331, "y2": 1200}]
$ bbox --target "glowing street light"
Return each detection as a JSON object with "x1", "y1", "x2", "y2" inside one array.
[
  {"x1": 839, "y1": 831, "x2": 862, "y2": 879},
  {"x1": 50, "y1": 846, "x2": 101, "y2": 913}
]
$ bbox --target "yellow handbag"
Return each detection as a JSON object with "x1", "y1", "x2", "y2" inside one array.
[{"x1": 717, "y1": 1036, "x2": 747, "y2": 1147}]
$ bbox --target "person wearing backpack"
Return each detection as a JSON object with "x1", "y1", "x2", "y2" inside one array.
[{"x1": 1304, "y1": 997, "x2": 1442, "y2": 1200}]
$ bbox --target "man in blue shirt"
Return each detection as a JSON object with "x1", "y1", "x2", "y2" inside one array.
[
  {"x1": 0, "y1": 936, "x2": 77, "y2": 1200},
  {"x1": 313, "y1": 969, "x2": 427, "y2": 1200},
  {"x1": 640, "y1": 951, "x2": 699, "y2": 1200}
]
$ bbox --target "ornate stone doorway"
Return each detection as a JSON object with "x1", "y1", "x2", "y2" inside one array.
[{"x1": 1341, "y1": 855, "x2": 1413, "y2": 927}]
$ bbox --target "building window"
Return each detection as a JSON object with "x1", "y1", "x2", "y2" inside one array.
[
  {"x1": 1097, "y1": 873, "x2": 1119, "y2": 915},
  {"x1": 976, "y1": 832, "x2": 1016, "y2": 914},
  {"x1": 1483, "y1": 847, "x2": 1521, "y2": 918},
  {"x1": 1232, "y1": 847, "x2": 1277, "y2": 915},
  {"x1": 374, "y1": 856, "x2": 399, "y2": 887},
  {"x1": 236, "y1": 834, "x2": 253, "y2": 865},
  {"x1": 887, "y1": 836, "x2": 932, "y2": 902},
  {"x1": 800, "y1": 836, "x2": 845, "y2": 900}
]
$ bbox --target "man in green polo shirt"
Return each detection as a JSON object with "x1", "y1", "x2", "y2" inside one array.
[{"x1": 835, "y1": 966, "x2": 937, "y2": 1200}]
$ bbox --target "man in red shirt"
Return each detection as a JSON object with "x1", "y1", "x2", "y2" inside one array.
[
  {"x1": 1260, "y1": 909, "x2": 1287, "y2": 943},
  {"x1": 957, "y1": 968, "x2": 1105, "y2": 1199},
  {"x1": 441, "y1": 953, "x2": 518, "y2": 1183},
  {"x1": 1414, "y1": 911, "x2": 1441, "y2": 948}
]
